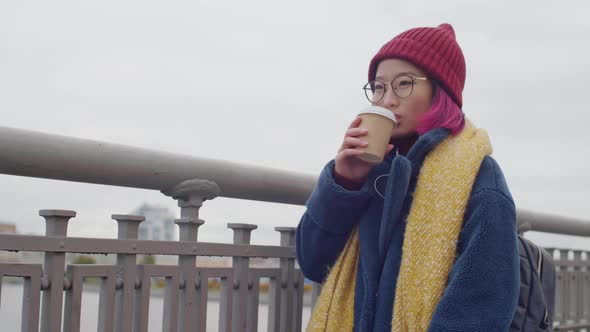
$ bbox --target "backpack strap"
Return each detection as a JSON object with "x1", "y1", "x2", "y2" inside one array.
[
  {"x1": 519, "y1": 235, "x2": 550, "y2": 330},
  {"x1": 535, "y1": 244, "x2": 550, "y2": 328}
]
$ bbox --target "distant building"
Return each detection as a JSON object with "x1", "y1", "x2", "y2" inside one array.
[
  {"x1": 133, "y1": 204, "x2": 176, "y2": 241},
  {"x1": 197, "y1": 256, "x2": 231, "y2": 268},
  {"x1": 0, "y1": 222, "x2": 17, "y2": 234},
  {"x1": 250, "y1": 257, "x2": 279, "y2": 268},
  {"x1": 0, "y1": 222, "x2": 20, "y2": 262}
]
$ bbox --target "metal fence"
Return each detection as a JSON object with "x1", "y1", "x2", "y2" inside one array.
[
  {"x1": 0, "y1": 209, "x2": 304, "y2": 332},
  {"x1": 0, "y1": 126, "x2": 589, "y2": 331},
  {"x1": 547, "y1": 246, "x2": 590, "y2": 331},
  {"x1": 518, "y1": 211, "x2": 590, "y2": 331}
]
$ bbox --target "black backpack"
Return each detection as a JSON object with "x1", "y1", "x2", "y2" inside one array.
[{"x1": 510, "y1": 235, "x2": 556, "y2": 331}]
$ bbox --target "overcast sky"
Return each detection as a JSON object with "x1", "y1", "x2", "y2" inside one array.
[{"x1": 1, "y1": 0, "x2": 589, "y2": 249}]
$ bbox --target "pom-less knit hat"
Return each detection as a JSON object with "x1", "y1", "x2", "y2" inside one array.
[{"x1": 368, "y1": 23, "x2": 466, "y2": 108}]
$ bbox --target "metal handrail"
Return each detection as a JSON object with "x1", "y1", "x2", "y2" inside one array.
[
  {"x1": 517, "y1": 209, "x2": 590, "y2": 236},
  {"x1": 0, "y1": 126, "x2": 315, "y2": 205},
  {"x1": 2, "y1": 126, "x2": 589, "y2": 236}
]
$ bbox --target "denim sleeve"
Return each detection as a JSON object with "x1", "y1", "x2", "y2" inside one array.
[
  {"x1": 296, "y1": 159, "x2": 372, "y2": 283},
  {"x1": 427, "y1": 189, "x2": 520, "y2": 332}
]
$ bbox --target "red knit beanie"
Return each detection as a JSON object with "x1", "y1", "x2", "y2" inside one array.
[{"x1": 368, "y1": 23, "x2": 466, "y2": 108}]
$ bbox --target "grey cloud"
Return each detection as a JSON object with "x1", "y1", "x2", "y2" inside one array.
[{"x1": 1, "y1": 0, "x2": 589, "y2": 249}]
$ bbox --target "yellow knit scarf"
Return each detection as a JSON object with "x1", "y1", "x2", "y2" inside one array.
[{"x1": 307, "y1": 120, "x2": 492, "y2": 332}]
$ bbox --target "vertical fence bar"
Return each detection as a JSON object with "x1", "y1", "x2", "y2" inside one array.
[
  {"x1": 113, "y1": 214, "x2": 145, "y2": 332},
  {"x1": 567, "y1": 250, "x2": 576, "y2": 325},
  {"x1": 195, "y1": 270, "x2": 209, "y2": 332},
  {"x1": 0, "y1": 264, "x2": 43, "y2": 332},
  {"x1": 228, "y1": 223, "x2": 257, "y2": 332},
  {"x1": 162, "y1": 273, "x2": 180, "y2": 332},
  {"x1": 22, "y1": 271, "x2": 42, "y2": 332},
  {"x1": 163, "y1": 178, "x2": 219, "y2": 332},
  {"x1": 134, "y1": 264, "x2": 179, "y2": 332},
  {"x1": 311, "y1": 283, "x2": 322, "y2": 308},
  {"x1": 219, "y1": 273, "x2": 234, "y2": 332},
  {"x1": 97, "y1": 267, "x2": 117, "y2": 332},
  {"x1": 175, "y1": 217, "x2": 203, "y2": 332},
  {"x1": 563, "y1": 249, "x2": 570, "y2": 326},
  {"x1": 134, "y1": 266, "x2": 152, "y2": 332},
  {"x1": 275, "y1": 227, "x2": 296, "y2": 332},
  {"x1": 196, "y1": 268, "x2": 231, "y2": 332},
  {"x1": 62, "y1": 265, "x2": 116, "y2": 332},
  {"x1": 555, "y1": 250, "x2": 565, "y2": 324},
  {"x1": 574, "y1": 251, "x2": 583, "y2": 326},
  {"x1": 134, "y1": 265, "x2": 179, "y2": 332},
  {"x1": 267, "y1": 272, "x2": 281, "y2": 332},
  {"x1": 246, "y1": 275, "x2": 260, "y2": 332},
  {"x1": 63, "y1": 266, "x2": 83, "y2": 332},
  {"x1": 39, "y1": 209, "x2": 75, "y2": 332},
  {"x1": 584, "y1": 252, "x2": 590, "y2": 325},
  {"x1": 292, "y1": 271, "x2": 304, "y2": 332}
]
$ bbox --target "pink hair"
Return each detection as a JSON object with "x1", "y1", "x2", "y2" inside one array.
[{"x1": 416, "y1": 84, "x2": 465, "y2": 136}]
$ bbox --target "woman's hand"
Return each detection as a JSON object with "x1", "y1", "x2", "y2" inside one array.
[{"x1": 334, "y1": 117, "x2": 394, "y2": 190}]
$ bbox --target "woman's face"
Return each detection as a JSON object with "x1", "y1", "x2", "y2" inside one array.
[{"x1": 373, "y1": 58, "x2": 433, "y2": 140}]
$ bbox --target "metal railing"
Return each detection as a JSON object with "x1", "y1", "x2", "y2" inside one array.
[
  {"x1": 0, "y1": 126, "x2": 589, "y2": 331},
  {"x1": 518, "y1": 211, "x2": 590, "y2": 330},
  {"x1": 546, "y1": 246, "x2": 590, "y2": 331},
  {"x1": 0, "y1": 209, "x2": 304, "y2": 332}
]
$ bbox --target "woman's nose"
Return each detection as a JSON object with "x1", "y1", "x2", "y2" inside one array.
[{"x1": 381, "y1": 87, "x2": 400, "y2": 108}]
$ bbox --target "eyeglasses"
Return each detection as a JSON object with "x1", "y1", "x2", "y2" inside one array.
[{"x1": 362, "y1": 75, "x2": 429, "y2": 103}]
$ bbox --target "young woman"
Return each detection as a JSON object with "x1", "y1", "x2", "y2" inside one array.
[{"x1": 296, "y1": 23, "x2": 520, "y2": 331}]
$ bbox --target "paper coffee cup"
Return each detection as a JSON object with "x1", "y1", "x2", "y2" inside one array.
[{"x1": 356, "y1": 106, "x2": 397, "y2": 164}]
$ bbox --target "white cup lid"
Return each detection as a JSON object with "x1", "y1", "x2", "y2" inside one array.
[{"x1": 358, "y1": 106, "x2": 398, "y2": 126}]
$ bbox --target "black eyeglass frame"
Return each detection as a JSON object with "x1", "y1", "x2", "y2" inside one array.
[{"x1": 362, "y1": 75, "x2": 429, "y2": 103}]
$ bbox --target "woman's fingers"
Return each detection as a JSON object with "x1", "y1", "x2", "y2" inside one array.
[
  {"x1": 339, "y1": 136, "x2": 368, "y2": 152},
  {"x1": 347, "y1": 116, "x2": 362, "y2": 129},
  {"x1": 386, "y1": 144, "x2": 394, "y2": 153},
  {"x1": 344, "y1": 136, "x2": 368, "y2": 147},
  {"x1": 345, "y1": 127, "x2": 368, "y2": 138},
  {"x1": 338, "y1": 148, "x2": 364, "y2": 159}
]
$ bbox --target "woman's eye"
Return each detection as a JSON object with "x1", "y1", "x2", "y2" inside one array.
[
  {"x1": 397, "y1": 80, "x2": 413, "y2": 88},
  {"x1": 373, "y1": 84, "x2": 385, "y2": 91}
]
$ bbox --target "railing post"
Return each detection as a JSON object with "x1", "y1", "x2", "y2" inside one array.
[
  {"x1": 292, "y1": 267, "x2": 304, "y2": 332},
  {"x1": 163, "y1": 179, "x2": 220, "y2": 332},
  {"x1": 566, "y1": 250, "x2": 576, "y2": 325},
  {"x1": 311, "y1": 283, "x2": 322, "y2": 308},
  {"x1": 573, "y1": 251, "x2": 583, "y2": 324},
  {"x1": 275, "y1": 227, "x2": 297, "y2": 332},
  {"x1": 39, "y1": 209, "x2": 76, "y2": 332},
  {"x1": 554, "y1": 249, "x2": 565, "y2": 324},
  {"x1": 113, "y1": 214, "x2": 145, "y2": 332},
  {"x1": 583, "y1": 251, "x2": 590, "y2": 325},
  {"x1": 226, "y1": 223, "x2": 257, "y2": 332}
]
